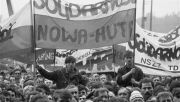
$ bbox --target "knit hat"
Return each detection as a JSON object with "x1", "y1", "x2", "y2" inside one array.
[{"x1": 130, "y1": 91, "x2": 144, "y2": 102}]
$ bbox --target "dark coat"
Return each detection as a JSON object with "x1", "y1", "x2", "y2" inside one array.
[
  {"x1": 37, "y1": 66, "x2": 87, "y2": 89},
  {"x1": 116, "y1": 65, "x2": 144, "y2": 87}
]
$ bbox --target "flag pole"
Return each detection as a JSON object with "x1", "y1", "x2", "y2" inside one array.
[
  {"x1": 133, "y1": 0, "x2": 137, "y2": 68},
  {"x1": 30, "y1": 0, "x2": 37, "y2": 79},
  {"x1": 112, "y1": 44, "x2": 116, "y2": 78},
  {"x1": 6, "y1": 0, "x2": 14, "y2": 16}
]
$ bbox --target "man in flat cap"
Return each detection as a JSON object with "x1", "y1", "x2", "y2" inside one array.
[
  {"x1": 36, "y1": 56, "x2": 88, "y2": 89},
  {"x1": 116, "y1": 50, "x2": 144, "y2": 87}
]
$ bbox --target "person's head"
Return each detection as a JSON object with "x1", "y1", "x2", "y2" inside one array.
[
  {"x1": 78, "y1": 84, "x2": 88, "y2": 97},
  {"x1": 87, "y1": 81, "x2": 103, "y2": 92},
  {"x1": 117, "y1": 87, "x2": 131, "y2": 100},
  {"x1": 92, "y1": 74, "x2": 100, "y2": 82},
  {"x1": 66, "y1": 85, "x2": 79, "y2": 101},
  {"x1": 30, "y1": 94, "x2": 49, "y2": 102},
  {"x1": 100, "y1": 74, "x2": 107, "y2": 83},
  {"x1": 3, "y1": 79, "x2": 10, "y2": 85},
  {"x1": 157, "y1": 92, "x2": 173, "y2": 102},
  {"x1": 1, "y1": 90, "x2": 11, "y2": 102},
  {"x1": 44, "y1": 79, "x2": 53, "y2": 87},
  {"x1": 146, "y1": 96, "x2": 157, "y2": 102},
  {"x1": 140, "y1": 78, "x2": 154, "y2": 101},
  {"x1": 9, "y1": 76, "x2": 16, "y2": 83},
  {"x1": 7, "y1": 88, "x2": 16, "y2": 99},
  {"x1": 53, "y1": 89, "x2": 73, "y2": 102},
  {"x1": 169, "y1": 80, "x2": 180, "y2": 102},
  {"x1": 153, "y1": 76, "x2": 161, "y2": 86},
  {"x1": 153, "y1": 85, "x2": 166, "y2": 96},
  {"x1": 130, "y1": 90, "x2": 144, "y2": 102},
  {"x1": 94, "y1": 88, "x2": 109, "y2": 101},
  {"x1": 79, "y1": 95, "x2": 86, "y2": 102},
  {"x1": 13, "y1": 70, "x2": 21, "y2": 78},
  {"x1": 23, "y1": 85, "x2": 34, "y2": 95},
  {"x1": 65, "y1": 56, "x2": 76, "y2": 71},
  {"x1": 36, "y1": 84, "x2": 50, "y2": 95},
  {"x1": 124, "y1": 50, "x2": 134, "y2": 67}
]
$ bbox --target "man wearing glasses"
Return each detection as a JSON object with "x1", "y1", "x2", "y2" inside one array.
[{"x1": 36, "y1": 56, "x2": 87, "y2": 89}]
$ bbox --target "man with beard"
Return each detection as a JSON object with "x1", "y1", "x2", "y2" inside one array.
[
  {"x1": 140, "y1": 78, "x2": 154, "y2": 101},
  {"x1": 36, "y1": 56, "x2": 87, "y2": 89},
  {"x1": 116, "y1": 50, "x2": 144, "y2": 87}
]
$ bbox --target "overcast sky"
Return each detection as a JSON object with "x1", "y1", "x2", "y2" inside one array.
[{"x1": 0, "y1": 0, "x2": 180, "y2": 22}]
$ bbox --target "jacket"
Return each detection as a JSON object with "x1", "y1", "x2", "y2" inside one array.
[{"x1": 37, "y1": 65, "x2": 87, "y2": 89}]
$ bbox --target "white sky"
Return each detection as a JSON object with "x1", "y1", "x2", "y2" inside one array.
[{"x1": 0, "y1": 0, "x2": 180, "y2": 22}]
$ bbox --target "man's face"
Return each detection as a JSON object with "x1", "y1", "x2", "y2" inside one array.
[
  {"x1": 125, "y1": 56, "x2": 133, "y2": 67},
  {"x1": 153, "y1": 77, "x2": 161, "y2": 85},
  {"x1": 118, "y1": 88, "x2": 129, "y2": 100},
  {"x1": 141, "y1": 82, "x2": 153, "y2": 100},
  {"x1": 45, "y1": 80, "x2": 53, "y2": 87},
  {"x1": 79, "y1": 90, "x2": 87, "y2": 97},
  {"x1": 69, "y1": 87, "x2": 79, "y2": 99},
  {"x1": 66, "y1": 62, "x2": 76, "y2": 71},
  {"x1": 10, "y1": 77, "x2": 15, "y2": 83},
  {"x1": 14, "y1": 71, "x2": 21, "y2": 78},
  {"x1": 159, "y1": 96, "x2": 173, "y2": 102},
  {"x1": 100, "y1": 75, "x2": 107, "y2": 83},
  {"x1": 98, "y1": 91, "x2": 109, "y2": 102}
]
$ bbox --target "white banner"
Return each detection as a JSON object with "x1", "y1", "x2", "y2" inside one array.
[
  {"x1": 127, "y1": 25, "x2": 180, "y2": 76},
  {"x1": 34, "y1": 0, "x2": 136, "y2": 49}
]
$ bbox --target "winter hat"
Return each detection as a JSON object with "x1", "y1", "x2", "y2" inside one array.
[{"x1": 130, "y1": 90, "x2": 144, "y2": 102}]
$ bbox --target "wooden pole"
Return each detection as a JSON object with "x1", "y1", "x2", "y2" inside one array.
[{"x1": 6, "y1": 0, "x2": 14, "y2": 16}]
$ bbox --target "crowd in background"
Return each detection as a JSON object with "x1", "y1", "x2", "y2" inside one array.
[
  {"x1": 0, "y1": 67, "x2": 180, "y2": 102},
  {"x1": 0, "y1": 53, "x2": 180, "y2": 102}
]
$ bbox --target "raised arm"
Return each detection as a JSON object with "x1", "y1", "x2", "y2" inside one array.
[{"x1": 36, "y1": 65, "x2": 57, "y2": 81}]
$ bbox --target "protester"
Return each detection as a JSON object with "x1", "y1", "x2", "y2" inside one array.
[
  {"x1": 156, "y1": 92, "x2": 173, "y2": 102},
  {"x1": 129, "y1": 90, "x2": 144, "y2": 102},
  {"x1": 139, "y1": 78, "x2": 154, "y2": 101},
  {"x1": 116, "y1": 50, "x2": 144, "y2": 87},
  {"x1": 36, "y1": 56, "x2": 88, "y2": 89},
  {"x1": 117, "y1": 87, "x2": 131, "y2": 101}
]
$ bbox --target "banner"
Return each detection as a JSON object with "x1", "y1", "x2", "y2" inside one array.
[
  {"x1": 127, "y1": 25, "x2": 180, "y2": 76},
  {"x1": 10, "y1": 49, "x2": 55, "y2": 64},
  {"x1": 55, "y1": 49, "x2": 95, "y2": 66},
  {"x1": 34, "y1": 0, "x2": 136, "y2": 49},
  {"x1": 77, "y1": 48, "x2": 120, "y2": 73},
  {"x1": 0, "y1": 3, "x2": 32, "y2": 58}
]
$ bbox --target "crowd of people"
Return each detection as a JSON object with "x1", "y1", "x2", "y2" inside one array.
[{"x1": 0, "y1": 51, "x2": 180, "y2": 102}]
